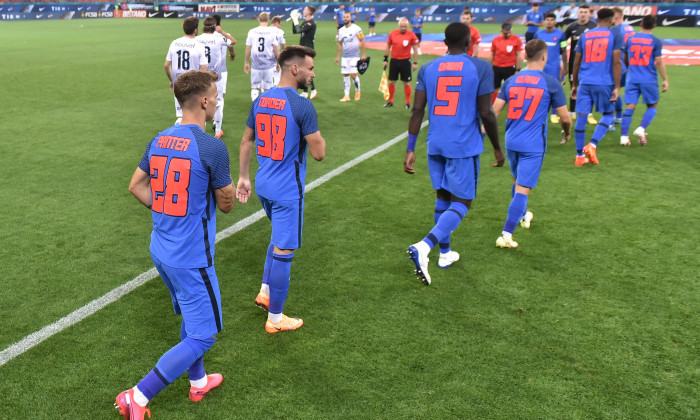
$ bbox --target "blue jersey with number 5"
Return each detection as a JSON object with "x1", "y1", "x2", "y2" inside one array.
[
  {"x1": 247, "y1": 87, "x2": 319, "y2": 201},
  {"x1": 575, "y1": 27, "x2": 622, "y2": 86},
  {"x1": 416, "y1": 54, "x2": 493, "y2": 158}
]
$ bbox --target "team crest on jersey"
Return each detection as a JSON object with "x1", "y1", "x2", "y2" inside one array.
[
  {"x1": 506, "y1": 45, "x2": 513, "y2": 52},
  {"x1": 403, "y1": 39, "x2": 409, "y2": 47}
]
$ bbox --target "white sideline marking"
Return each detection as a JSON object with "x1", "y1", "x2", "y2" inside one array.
[{"x1": 0, "y1": 121, "x2": 428, "y2": 367}]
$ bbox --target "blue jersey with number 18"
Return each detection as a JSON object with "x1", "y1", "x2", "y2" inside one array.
[
  {"x1": 498, "y1": 70, "x2": 567, "y2": 153},
  {"x1": 415, "y1": 54, "x2": 494, "y2": 158},
  {"x1": 247, "y1": 87, "x2": 319, "y2": 201},
  {"x1": 138, "y1": 124, "x2": 232, "y2": 269},
  {"x1": 575, "y1": 27, "x2": 622, "y2": 86}
]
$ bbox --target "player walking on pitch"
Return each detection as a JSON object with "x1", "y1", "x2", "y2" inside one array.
[
  {"x1": 270, "y1": 16, "x2": 287, "y2": 86},
  {"x1": 405, "y1": 22, "x2": 504, "y2": 285},
  {"x1": 336, "y1": 11, "x2": 366, "y2": 102},
  {"x1": 165, "y1": 17, "x2": 208, "y2": 124},
  {"x1": 118, "y1": 70, "x2": 235, "y2": 419},
  {"x1": 571, "y1": 8, "x2": 622, "y2": 166},
  {"x1": 620, "y1": 15, "x2": 668, "y2": 146},
  {"x1": 237, "y1": 46, "x2": 326, "y2": 333},
  {"x1": 244, "y1": 13, "x2": 281, "y2": 101},
  {"x1": 492, "y1": 39, "x2": 571, "y2": 248}
]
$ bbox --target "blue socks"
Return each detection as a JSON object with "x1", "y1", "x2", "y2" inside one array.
[
  {"x1": 590, "y1": 113, "x2": 614, "y2": 146},
  {"x1": 269, "y1": 251, "x2": 294, "y2": 314},
  {"x1": 424, "y1": 201, "x2": 468, "y2": 249},
  {"x1": 261, "y1": 243, "x2": 274, "y2": 287},
  {"x1": 615, "y1": 97, "x2": 623, "y2": 119},
  {"x1": 181, "y1": 322, "x2": 205, "y2": 382},
  {"x1": 434, "y1": 198, "x2": 451, "y2": 253},
  {"x1": 503, "y1": 193, "x2": 528, "y2": 235},
  {"x1": 621, "y1": 108, "x2": 634, "y2": 136},
  {"x1": 641, "y1": 107, "x2": 657, "y2": 129},
  {"x1": 137, "y1": 335, "x2": 216, "y2": 400},
  {"x1": 575, "y1": 115, "x2": 587, "y2": 155}
]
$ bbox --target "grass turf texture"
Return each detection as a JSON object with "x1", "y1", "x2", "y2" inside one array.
[{"x1": 0, "y1": 19, "x2": 698, "y2": 418}]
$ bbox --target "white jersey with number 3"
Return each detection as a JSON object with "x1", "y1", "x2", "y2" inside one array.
[
  {"x1": 246, "y1": 26, "x2": 279, "y2": 70},
  {"x1": 166, "y1": 36, "x2": 208, "y2": 82},
  {"x1": 196, "y1": 32, "x2": 232, "y2": 77}
]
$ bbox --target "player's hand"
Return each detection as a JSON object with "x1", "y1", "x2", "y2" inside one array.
[
  {"x1": 244, "y1": 63, "x2": 250, "y2": 74},
  {"x1": 662, "y1": 80, "x2": 669, "y2": 92},
  {"x1": 560, "y1": 130, "x2": 570, "y2": 145},
  {"x1": 610, "y1": 88, "x2": 619, "y2": 102},
  {"x1": 570, "y1": 86, "x2": 577, "y2": 100},
  {"x1": 229, "y1": 54, "x2": 235, "y2": 62},
  {"x1": 492, "y1": 149, "x2": 505, "y2": 167},
  {"x1": 412, "y1": 63, "x2": 418, "y2": 71},
  {"x1": 236, "y1": 179, "x2": 252, "y2": 203},
  {"x1": 383, "y1": 62, "x2": 388, "y2": 70},
  {"x1": 216, "y1": 25, "x2": 223, "y2": 34},
  {"x1": 404, "y1": 151, "x2": 416, "y2": 174}
]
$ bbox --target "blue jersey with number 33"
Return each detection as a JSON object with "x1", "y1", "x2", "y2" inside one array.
[
  {"x1": 416, "y1": 54, "x2": 493, "y2": 158},
  {"x1": 138, "y1": 124, "x2": 232, "y2": 268},
  {"x1": 247, "y1": 87, "x2": 319, "y2": 201}
]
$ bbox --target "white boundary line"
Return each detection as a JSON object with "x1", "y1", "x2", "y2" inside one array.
[{"x1": 0, "y1": 121, "x2": 428, "y2": 368}]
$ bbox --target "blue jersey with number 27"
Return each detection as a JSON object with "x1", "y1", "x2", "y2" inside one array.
[
  {"x1": 247, "y1": 87, "x2": 319, "y2": 201},
  {"x1": 416, "y1": 53, "x2": 494, "y2": 158},
  {"x1": 138, "y1": 124, "x2": 232, "y2": 269}
]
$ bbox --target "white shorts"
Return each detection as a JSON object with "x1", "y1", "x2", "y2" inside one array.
[
  {"x1": 341, "y1": 56, "x2": 360, "y2": 75},
  {"x1": 173, "y1": 95, "x2": 182, "y2": 118},
  {"x1": 272, "y1": 68, "x2": 281, "y2": 85},
  {"x1": 215, "y1": 79, "x2": 225, "y2": 102},
  {"x1": 251, "y1": 68, "x2": 275, "y2": 90},
  {"x1": 220, "y1": 71, "x2": 228, "y2": 94}
]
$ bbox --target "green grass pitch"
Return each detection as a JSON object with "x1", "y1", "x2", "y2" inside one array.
[{"x1": 0, "y1": 18, "x2": 698, "y2": 418}]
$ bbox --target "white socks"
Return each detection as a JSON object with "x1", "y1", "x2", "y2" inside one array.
[
  {"x1": 260, "y1": 284, "x2": 270, "y2": 295},
  {"x1": 190, "y1": 375, "x2": 208, "y2": 389},
  {"x1": 268, "y1": 312, "x2": 282, "y2": 323},
  {"x1": 343, "y1": 76, "x2": 350, "y2": 97},
  {"x1": 132, "y1": 386, "x2": 149, "y2": 407},
  {"x1": 353, "y1": 76, "x2": 360, "y2": 92},
  {"x1": 251, "y1": 89, "x2": 260, "y2": 101}
]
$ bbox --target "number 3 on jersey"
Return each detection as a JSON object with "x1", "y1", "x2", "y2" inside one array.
[
  {"x1": 150, "y1": 156, "x2": 191, "y2": 217},
  {"x1": 256, "y1": 113, "x2": 287, "y2": 161}
]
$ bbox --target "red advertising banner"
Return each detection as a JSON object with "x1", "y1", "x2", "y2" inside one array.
[{"x1": 114, "y1": 10, "x2": 147, "y2": 18}]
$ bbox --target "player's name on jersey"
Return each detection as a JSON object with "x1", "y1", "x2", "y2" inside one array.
[
  {"x1": 173, "y1": 40, "x2": 199, "y2": 49},
  {"x1": 259, "y1": 97, "x2": 287, "y2": 110},
  {"x1": 438, "y1": 61, "x2": 464, "y2": 72},
  {"x1": 515, "y1": 74, "x2": 542, "y2": 85},
  {"x1": 156, "y1": 136, "x2": 191, "y2": 152}
]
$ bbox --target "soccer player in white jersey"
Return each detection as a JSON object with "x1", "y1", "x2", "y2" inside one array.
[
  {"x1": 165, "y1": 17, "x2": 208, "y2": 124},
  {"x1": 335, "y1": 11, "x2": 366, "y2": 102},
  {"x1": 244, "y1": 12, "x2": 281, "y2": 101},
  {"x1": 212, "y1": 15, "x2": 236, "y2": 131},
  {"x1": 197, "y1": 16, "x2": 236, "y2": 138},
  {"x1": 270, "y1": 16, "x2": 287, "y2": 86}
]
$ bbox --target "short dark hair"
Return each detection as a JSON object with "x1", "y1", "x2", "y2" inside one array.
[
  {"x1": 641, "y1": 15, "x2": 657, "y2": 30},
  {"x1": 174, "y1": 70, "x2": 217, "y2": 107},
  {"x1": 462, "y1": 10, "x2": 473, "y2": 18},
  {"x1": 444, "y1": 22, "x2": 470, "y2": 48},
  {"x1": 212, "y1": 14, "x2": 222, "y2": 26},
  {"x1": 597, "y1": 8, "x2": 614, "y2": 23},
  {"x1": 271, "y1": 16, "x2": 283, "y2": 25},
  {"x1": 501, "y1": 22, "x2": 512, "y2": 31},
  {"x1": 203, "y1": 17, "x2": 216, "y2": 33},
  {"x1": 278, "y1": 45, "x2": 316, "y2": 68},
  {"x1": 183, "y1": 17, "x2": 199, "y2": 35},
  {"x1": 306, "y1": 5, "x2": 316, "y2": 15},
  {"x1": 579, "y1": 4, "x2": 591, "y2": 10},
  {"x1": 525, "y1": 39, "x2": 547, "y2": 61},
  {"x1": 612, "y1": 7, "x2": 624, "y2": 16},
  {"x1": 545, "y1": 12, "x2": 556, "y2": 20}
]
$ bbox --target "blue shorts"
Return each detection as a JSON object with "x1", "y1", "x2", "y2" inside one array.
[
  {"x1": 151, "y1": 252, "x2": 222, "y2": 339},
  {"x1": 259, "y1": 195, "x2": 304, "y2": 250},
  {"x1": 624, "y1": 82, "x2": 659, "y2": 105},
  {"x1": 576, "y1": 84, "x2": 615, "y2": 114},
  {"x1": 428, "y1": 154, "x2": 480, "y2": 200},
  {"x1": 507, "y1": 150, "x2": 544, "y2": 189}
]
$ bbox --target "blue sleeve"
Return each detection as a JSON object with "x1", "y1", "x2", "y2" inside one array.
[
  {"x1": 290, "y1": 94, "x2": 320, "y2": 136},
  {"x1": 653, "y1": 37, "x2": 663, "y2": 58},
  {"x1": 547, "y1": 75, "x2": 567, "y2": 109},
  {"x1": 138, "y1": 137, "x2": 156, "y2": 173},
  {"x1": 246, "y1": 98, "x2": 259, "y2": 129},
  {"x1": 194, "y1": 130, "x2": 233, "y2": 189},
  {"x1": 476, "y1": 59, "x2": 495, "y2": 96},
  {"x1": 612, "y1": 30, "x2": 622, "y2": 51},
  {"x1": 415, "y1": 63, "x2": 427, "y2": 92}
]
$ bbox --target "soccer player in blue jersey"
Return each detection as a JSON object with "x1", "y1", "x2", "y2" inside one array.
[
  {"x1": 404, "y1": 22, "x2": 504, "y2": 286},
  {"x1": 117, "y1": 70, "x2": 235, "y2": 420},
  {"x1": 571, "y1": 8, "x2": 622, "y2": 166},
  {"x1": 620, "y1": 15, "x2": 668, "y2": 146},
  {"x1": 237, "y1": 46, "x2": 326, "y2": 332},
  {"x1": 611, "y1": 7, "x2": 636, "y2": 136},
  {"x1": 410, "y1": 9, "x2": 424, "y2": 55},
  {"x1": 492, "y1": 40, "x2": 572, "y2": 248},
  {"x1": 534, "y1": 13, "x2": 567, "y2": 124},
  {"x1": 525, "y1": 3, "x2": 544, "y2": 43}
]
